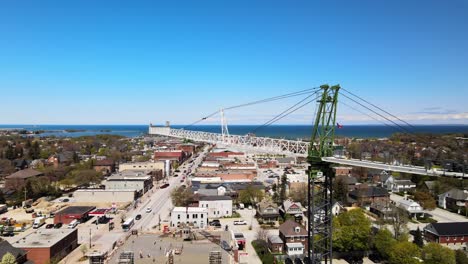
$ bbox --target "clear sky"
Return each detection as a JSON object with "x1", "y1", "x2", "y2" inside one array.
[{"x1": 0, "y1": 0, "x2": 467, "y2": 125}]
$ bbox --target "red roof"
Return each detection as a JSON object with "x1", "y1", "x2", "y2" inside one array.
[{"x1": 154, "y1": 151, "x2": 183, "y2": 158}]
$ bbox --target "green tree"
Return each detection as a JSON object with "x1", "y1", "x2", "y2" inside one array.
[
  {"x1": 422, "y1": 242, "x2": 456, "y2": 264},
  {"x1": 333, "y1": 209, "x2": 372, "y2": 252},
  {"x1": 333, "y1": 178, "x2": 348, "y2": 203},
  {"x1": 388, "y1": 241, "x2": 421, "y2": 264},
  {"x1": 1, "y1": 252, "x2": 17, "y2": 264},
  {"x1": 413, "y1": 227, "x2": 424, "y2": 248},
  {"x1": 374, "y1": 228, "x2": 397, "y2": 259},
  {"x1": 29, "y1": 141, "x2": 41, "y2": 160},
  {"x1": 279, "y1": 173, "x2": 287, "y2": 204},
  {"x1": 414, "y1": 191, "x2": 436, "y2": 210},
  {"x1": 238, "y1": 185, "x2": 264, "y2": 206},
  {"x1": 455, "y1": 250, "x2": 468, "y2": 264}
]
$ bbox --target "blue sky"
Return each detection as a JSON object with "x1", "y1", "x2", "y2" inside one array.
[{"x1": 0, "y1": 0, "x2": 467, "y2": 125}]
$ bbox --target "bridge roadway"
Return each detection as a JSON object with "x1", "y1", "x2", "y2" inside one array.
[{"x1": 149, "y1": 126, "x2": 466, "y2": 178}]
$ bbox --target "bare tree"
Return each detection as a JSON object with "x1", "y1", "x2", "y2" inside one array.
[
  {"x1": 255, "y1": 227, "x2": 269, "y2": 242},
  {"x1": 390, "y1": 205, "x2": 408, "y2": 240}
]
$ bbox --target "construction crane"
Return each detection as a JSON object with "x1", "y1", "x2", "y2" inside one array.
[{"x1": 307, "y1": 84, "x2": 340, "y2": 263}]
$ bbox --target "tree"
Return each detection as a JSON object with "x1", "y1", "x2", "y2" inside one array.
[
  {"x1": 1, "y1": 252, "x2": 17, "y2": 264},
  {"x1": 170, "y1": 187, "x2": 194, "y2": 207},
  {"x1": 455, "y1": 250, "x2": 468, "y2": 264},
  {"x1": 255, "y1": 228, "x2": 268, "y2": 242},
  {"x1": 80, "y1": 244, "x2": 88, "y2": 257},
  {"x1": 388, "y1": 241, "x2": 421, "y2": 264},
  {"x1": 290, "y1": 183, "x2": 307, "y2": 205},
  {"x1": 413, "y1": 191, "x2": 436, "y2": 210},
  {"x1": 238, "y1": 185, "x2": 264, "y2": 206},
  {"x1": 391, "y1": 206, "x2": 408, "y2": 240},
  {"x1": 333, "y1": 178, "x2": 348, "y2": 203},
  {"x1": 29, "y1": 141, "x2": 41, "y2": 160},
  {"x1": 374, "y1": 228, "x2": 397, "y2": 259},
  {"x1": 413, "y1": 227, "x2": 424, "y2": 248},
  {"x1": 279, "y1": 173, "x2": 287, "y2": 204},
  {"x1": 333, "y1": 209, "x2": 372, "y2": 252},
  {"x1": 422, "y1": 242, "x2": 456, "y2": 264}
]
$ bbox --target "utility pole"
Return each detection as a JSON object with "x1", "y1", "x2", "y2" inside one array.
[
  {"x1": 307, "y1": 85, "x2": 340, "y2": 263},
  {"x1": 89, "y1": 229, "x2": 92, "y2": 249}
]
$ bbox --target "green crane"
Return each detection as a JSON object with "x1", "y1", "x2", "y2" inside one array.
[{"x1": 307, "y1": 84, "x2": 340, "y2": 263}]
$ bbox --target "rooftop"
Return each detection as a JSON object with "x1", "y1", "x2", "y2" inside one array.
[
  {"x1": 172, "y1": 207, "x2": 208, "y2": 213},
  {"x1": 6, "y1": 168, "x2": 43, "y2": 179},
  {"x1": 425, "y1": 222, "x2": 468, "y2": 236},
  {"x1": 286, "y1": 242, "x2": 304, "y2": 248},
  {"x1": 14, "y1": 228, "x2": 76, "y2": 248},
  {"x1": 279, "y1": 220, "x2": 307, "y2": 237},
  {"x1": 56, "y1": 206, "x2": 96, "y2": 215},
  {"x1": 199, "y1": 195, "x2": 232, "y2": 201},
  {"x1": 268, "y1": 235, "x2": 283, "y2": 244}
]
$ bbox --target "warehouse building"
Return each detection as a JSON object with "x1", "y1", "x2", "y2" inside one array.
[
  {"x1": 54, "y1": 206, "x2": 96, "y2": 224},
  {"x1": 13, "y1": 229, "x2": 78, "y2": 264}
]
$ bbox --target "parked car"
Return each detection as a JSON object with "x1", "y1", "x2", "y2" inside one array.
[
  {"x1": 233, "y1": 220, "x2": 247, "y2": 225},
  {"x1": 160, "y1": 183, "x2": 170, "y2": 189},
  {"x1": 145, "y1": 207, "x2": 152, "y2": 213},
  {"x1": 135, "y1": 214, "x2": 142, "y2": 220},
  {"x1": 54, "y1": 223, "x2": 63, "y2": 229},
  {"x1": 45, "y1": 224, "x2": 54, "y2": 229},
  {"x1": 209, "y1": 219, "x2": 220, "y2": 225}
]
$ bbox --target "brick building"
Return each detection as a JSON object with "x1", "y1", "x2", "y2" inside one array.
[
  {"x1": 424, "y1": 222, "x2": 468, "y2": 245},
  {"x1": 279, "y1": 220, "x2": 308, "y2": 252},
  {"x1": 13, "y1": 229, "x2": 78, "y2": 264},
  {"x1": 348, "y1": 186, "x2": 389, "y2": 206},
  {"x1": 5, "y1": 168, "x2": 45, "y2": 190},
  {"x1": 93, "y1": 159, "x2": 116, "y2": 175},
  {"x1": 54, "y1": 206, "x2": 96, "y2": 224}
]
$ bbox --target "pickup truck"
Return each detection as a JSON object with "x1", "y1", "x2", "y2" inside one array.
[{"x1": 233, "y1": 220, "x2": 247, "y2": 225}]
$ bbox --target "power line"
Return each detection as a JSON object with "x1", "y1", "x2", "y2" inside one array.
[
  {"x1": 341, "y1": 88, "x2": 418, "y2": 131},
  {"x1": 250, "y1": 92, "x2": 321, "y2": 134}
]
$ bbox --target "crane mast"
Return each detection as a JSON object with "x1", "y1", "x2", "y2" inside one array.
[{"x1": 307, "y1": 84, "x2": 340, "y2": 263}]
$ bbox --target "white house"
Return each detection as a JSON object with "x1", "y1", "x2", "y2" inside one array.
[
  {"x1": 332, "y1": 202, "x2": 344, "y2": 216},
  {"x1": 282, "y1": 200, "x2": 303, "y2": 216},
  {"x1": 397, "y1": 199, "x2": 424, "y2": 218},
  {"x1": 171, "y1": 207, "x2": 208, "y2": 228},
  {"x1": 199, "y1": 196, "x2": 233, "y2": 218},
  {"x1": 382, "y1": 175, "x2": 416, "y2": 192},
  {"x1": 286, "y1": 242, "x2": 304, "y2": 256}
]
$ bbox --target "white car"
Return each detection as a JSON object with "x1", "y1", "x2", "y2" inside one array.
[
  {"x1": 233, "y1": 220, "x2": 247, "y2": 225},
  {"x1": 145, "y1": 207, "x2": 152, "y2": 213}
]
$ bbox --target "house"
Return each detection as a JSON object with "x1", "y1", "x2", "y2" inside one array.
[
  {"x1": 256, "y1": 200, "x2": 280, "y2": 223},
  {"x1": 268, "y1": 235, "x2": 284, "y2": 253},
  {"x1": 335, "y1": 175, "x2": 358, "y2": 191},
  {"x1": 286, "y1": 243, "x2": 304, "y2": 256},
  {"x1": 397, "y1": 199, "x2": 424, "y2": 218},
  {"x1": 422, "y1": 181, "x2": 436, "y2": 195},
  {"x1": 282, "y1": 200, "x2": 303, "y2": 216},
  {"x1": 332, "y1": 201, "x2": 344, "y2": 216},
  {"x1": 438, "y1": 188, "x2": 468, "y2": 213},
  {"x1": 170, "y1": 207, "x2": 208, "y2": 228},
  {"x1": 333, "y1": 166, "x2": 353, "y2": 176},
  {"x1": 279, "y1": 220, "x2": 308, "y2": 252},
  {"x1": 5, "y1": 168, "x2": 45, "y2": 190},
  {"x1": 382, "y1": 175, "x2": 416, "y2": 192},
  {"x1": 424, "y1": 222, "x2": 468, "y2": 246},
  {"x1": 13, "y1": 159, "x2": 29, "y2": 170},
  {"x1": 348, "y1": 186, "x2": 390, "y2": 206},
  {"x1": 370, "y1": 201, "x2": 393, "y2": 220},
  {"x1": 0, "y1": 240, "x2": 28, "y2": 264},
  {"x1": 93, "y1": 159, "x2": 116, "y2": 175},
  {"x1": 198, "y1": 196, "x2": 232, "y2": 218},
  {"x1": 275, "y1": 157, "x2": 296, "y2": 167}
]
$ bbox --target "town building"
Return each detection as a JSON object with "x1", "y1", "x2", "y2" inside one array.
[
  {"x1": 333, "y1": 166, "x2": 353, "y2": 176},
  {"x1": 279, "y1": 220, "x2": 308, "y2": 252},
  {"x1": 397, "y1": 199, "x2": 424, "y2": 218},
  {"x1": 348, "y1": 186, "x2": 390, "y2": 206},
  {"x1": 54, "y1": 206, "x2": 96, "y2": 224},
  {"x1": 438, "y1": 188, "x2": 468, "y2": 213},
  {"x1": 256, "y1": 200, "x2": 280, "y2": 223},
  {"x1": 105, "y1": 171, "x2": 153, "y2": 194},
  {"x1": 93, "y1": 159, "x2": 116, "y2": 175},
  {"x1": 170, "y1": 207, "x2": 208, "y2": 228},
  {"x1": 282, "y1": 200, "x2": 303, "y2": 216},
  {"x1": 118, "y1": 161, "x2": 165, "y2": 173},
  {"x1": 13, "y1": 229, "x2": 78, "y2": 264},
  {"x1": 0, "y1": 240, "x2": 28, "y2": 264},
  {"x1": 5, "y1": 168, "x2": 45, "y2": 190},
  {"x1": 154, "y1": 150, "x2": 187, "y2": 165},
  {"x1": 73, "y1": 189, "x2": 137, "y2": 203},
  {"x1": 199, "y1": 196, "x2": 233, "y2": 218},
  {"x1": 424, "y1": 222, "x2": 468, "y2": 246},
  {"x1": 382, "y1": 175, "x2": 416, "y2": 192},
  {"x1": 267, "y1": 235, "x2": 284, "y2": 253}
]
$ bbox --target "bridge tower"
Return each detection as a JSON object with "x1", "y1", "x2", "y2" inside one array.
[
  {"x1": 307, "y1": 84, "x2": 340, "y2": 263},
  {"x1": 220, "y1": 108, "x2": 230, "y2": 143}
]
